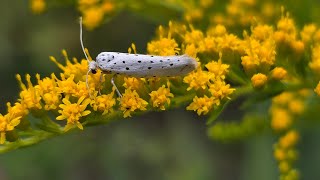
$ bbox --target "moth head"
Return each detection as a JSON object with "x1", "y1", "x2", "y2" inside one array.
[{"x1": 88, "y1": 61, "x2": 98, "y2": 74}]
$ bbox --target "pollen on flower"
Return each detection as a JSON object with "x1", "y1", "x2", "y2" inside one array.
[
  {"x1": 119, "y1": 89, "x2": 148, "y2": 118},
  {"x1": 187, "y1": 95, "x2": 218, "y2": 115},
  {"x1": 56, "y1": 96, "x2": 91, "y2": 131},
  {"x1": 149, "y1": 85, "x2": 174, "y2": 110},
  {"x1": 91, "y1": 91, "x2": 116, "y2": 115},
  {"x1": 251, "y1": 73, "x2": 268, "y2": 88}
]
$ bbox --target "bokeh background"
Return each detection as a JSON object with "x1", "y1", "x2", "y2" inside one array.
[{"x1": 1, "y1": 1, "x2": 320, "y2": 180}]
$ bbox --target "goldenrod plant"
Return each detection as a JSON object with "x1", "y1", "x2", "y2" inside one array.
[{"x1": 2, "y1": 0, "x2": 320, "y2": 179}]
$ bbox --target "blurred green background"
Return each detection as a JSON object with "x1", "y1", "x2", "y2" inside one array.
[{"x1": 1, "y1": 1, "x2": 320, "y2": 180}]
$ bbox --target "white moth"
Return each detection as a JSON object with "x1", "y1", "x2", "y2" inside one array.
[
  {"x1": 92, "y1": 52, "x2": 197, "y2": 77},
  {"x1": 79, "y1": 17, "x2": 198, "y2": 97}
]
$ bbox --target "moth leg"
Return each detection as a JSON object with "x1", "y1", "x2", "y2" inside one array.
[
  {"x1": 98, "y1": 73, "x2": 103, "y2": 95},
  {"x1": 111, "y1": 74, "x2": 122, "y2": 98}
]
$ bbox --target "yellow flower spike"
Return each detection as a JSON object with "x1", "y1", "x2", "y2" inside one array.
[
  {"x1": 123, "y1": 77, "x2": 143, "y2": 90},
  {"x1": 0, "y1": 113, "x2": 22, "y2": 144},
  {"x1": 30, "y1": 0, "x2": 46, "y2": 14},
  {"x1": 271, "y1": 67, "x2": 287, "y2": 80},
  {"x1": 251, "y1": 73, "x2": 268, "y2": 88},
  {"x1": 314, "y1": 81, "x2": 320, "y2": 96},
  {"x1": 131, "y1": 43, "x2": 137, "y2": 54},
  {"x1": 149, "y1": 85, "x2": 174, "y2": 110},
  {"x1": 91, "y1": 90, "x2": 116, "y2": 115},
  {"x1": 56, "y1": 96, "x2": 91, "y2": 131},
  {"x1": 279, "y1": 130, "x2": 299, "y2": 149},
  {"x1": 119, "y1": 89, "x2": 148, "y2": 118},
  {"x1": 207, "y1": 24, "x2": 227, "y2": 37},
  {"x1": 184, "y1": 69, "x2": 213, "y2": 91},
  {"x1": 187, "y1": 95, "x2": 219, "y2": 115},
  {"x1": 271, "y1": 108, "x2": 292, "y2": 131}
]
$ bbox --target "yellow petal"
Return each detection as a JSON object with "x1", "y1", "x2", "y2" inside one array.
[
  {"x1": 56, "y1": 115, "x2": 66, "y2": 120},
  {"x1": 81, "y1": 110, "x2": 91, "y2": 116},
  {"x1": 76, "y1": 122, "x2": 84, "y2": 130}
]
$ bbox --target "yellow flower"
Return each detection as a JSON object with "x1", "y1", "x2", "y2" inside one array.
[
  {"x1": 300, "y1": 24, "x2": 317, "y2": 43},
  {"x1": 274, "y1": 148, "x2": 286, "y2": 161},
  {"x1": 251, "y1": 73, "x2": 268, "y2": 88},
  {"x1": 271, "y1": 67, "x2": 287, "y2": 80},
  {"x1": 0, "y1": 113, "x2": 21, "y2": 144},
  {"x1": 119, "y1": 89, "x2": 148, "y2": 118},
  {"x1": 7, "y1": 102, "x2": 28, "y2": 118},
  {"x1": 123, "y1": 77, "x2": 143, "y2": 90},
  {"x1": 35, "y1": 74, "x2": 57, "y2": 95},
  {"x1": 314, "y1": 81, "x2": 320, "y2": 96},
  {"x1": 310, "y1": 44, "x2": 320, "y2": 74},
  {"x1": 183, "y1": 69, "x2": 213, "y2": 91},
  {"x1": 187, "y1": 95, "x2": 218, "y2": 115},
  {"x1": 272, "y1": 92, "x2": 293, "y2": 105},
  {"x1": 209, "y1": 80, "x2": 235, "y2": 100},
  {"x1": 42, "y1": 92, "x2": 61, "y2": 110},
  {"x1": 149, "y1": 85, "x2": 174, "y2": 110},
  {"x1": 56, "y1": 96, "x2": 91, "y2": 131},
  {"x1": 50, "y1": 50, "x2": 89, "y2": 80},
  {"x1": 278, "y1": 161, "x2": 290, "y2": 174},
  {"x1": 252, "y1": 24, "x2": 274, "y2": 41},
  {"x1": 288, "y1": 100, "x2": 304, "y2": 115},
  {"x1": 16, "y1": 74, "x2": 42, "y2": 110},
  {"x1": 205, "y1": 56, "x2": 230, "y2": 80},
  {"x1": 82, "y1": 7, "x2": 105, "y2": 30},
  {"x1": 271, "y1": 108, "x2": 292, "y2": 131},
  {"x1": 91, "y1": 91, "x2": 116, "y2": 115},
  {"x1": 279, "y1": 130, "x2": 299, "y2": 149},
  {"x1": 56, "y1": 74, "x2": 77, "y2": 95},
  {"x1": 147, "y1": 37, "x2": 179, "y2": 56},
  {"x1": 30, "y1": 0, "x2": 46, "y2": 14}
]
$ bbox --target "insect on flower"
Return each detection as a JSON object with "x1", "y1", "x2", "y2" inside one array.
[{"x1": 79, "y1": 17, "x2": 198, "y2": 97}]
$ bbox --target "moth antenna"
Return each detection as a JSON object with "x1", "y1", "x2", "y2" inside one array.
[{"x1": 79, "y1": 17, "x2": 90, "y2": 63}]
